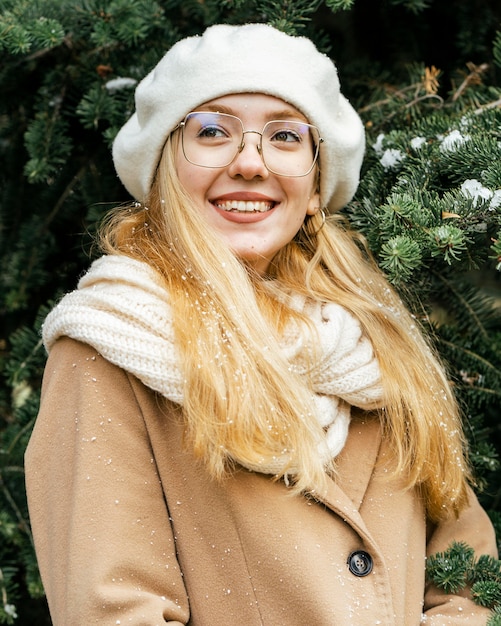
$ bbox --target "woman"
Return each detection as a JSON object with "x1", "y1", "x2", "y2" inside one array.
[{"x1": 25, "y1": 23, "x2": 497, "y2": 625}]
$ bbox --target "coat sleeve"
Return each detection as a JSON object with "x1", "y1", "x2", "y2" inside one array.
[
  {"x1": 25, "y1": 337, "x2": 190, "y2": 626},
  {"x1": 422, "y1": 486, "x2": 498, "y2": 625}
]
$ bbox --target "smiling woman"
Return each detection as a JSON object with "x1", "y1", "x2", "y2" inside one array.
[
  {"x1": 25, "y1": 23, "x2": 497, "y2": 626},
  {"x1": 174, "y1": 93, "x2": 321, "y2": 274}
]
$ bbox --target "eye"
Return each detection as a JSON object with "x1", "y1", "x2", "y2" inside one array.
[
  {"x1": 196, "y1": 125, "x2": 229, "y2": 139},
  {"x1": 185, "y1": 112, "x2": 238, "y2": 141},
  {"x1": 271, "y1": 128, "x2": 302, "y2": 143}
]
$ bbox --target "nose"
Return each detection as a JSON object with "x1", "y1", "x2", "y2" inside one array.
[{"x1": 227, "y1": 130, "x2": 269, "y2": 180}]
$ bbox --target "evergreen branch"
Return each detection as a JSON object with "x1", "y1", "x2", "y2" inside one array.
[
  {"x1": 432, "y1": 272, "x2": 492, "y2": 341},
  {"x1": 452, "y1": 62, "x2": 490, "y2": 102},
  {"x1": 405, "y1": 93, "x2": 444, "y2": 109},
  {"x1": 487, "y1": 606, "x2": 501, "y2": 626},
  {"x1": 4, "y1": 419, "x2": 37, "y2": 459},
  {"x1": 475, "y1": 97, "x2": 501, "y2": 113},
  {"x1": 41, "y1": 161, "x2": 92, "y2": 230},
  {"x1": 438, "y1": 338, "x2": 501, "y2": 388},
  {"x1": 426, "y1": 541, "x2": 474, "y2": 593},
  {"x1": 389, "y1": 0, "x2": 431, "y2": 14},
  {"x1": 427, "y1": 541, "x2": 501, "y2": 611},
  {"x1": 429, "y1": 225, "x2": 469, "y2": 264},
  {"x1": 0, "y1": 567, "x2": 18, "y2": 625},
  {"x1": 325, "y1": 0, "x2": 353, "y2": 10},
  {"x1": 461, "y1": 386, "x2": 501, "y2": 399},
  {"x1": 9, "y1": 161, "x2": 91, "y2": 312},
  {"x1": 358, "y1": 83, "x2": 418, "y2": 114},
  {"x1": 0, "y1": 474, "x2": 33, "y2": 547},
  {"x1": 256, "y1": 0, "x2": 323, "y2": 33},
  {"x1": 23, "y1": 33, "x2": 72, "y2": 61},
  {"x1": 8, "y1": 338, "x2": 43, "y2": 388}
]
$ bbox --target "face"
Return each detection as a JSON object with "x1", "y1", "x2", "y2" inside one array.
[{"x1": 175, "y1": 93, "x2": 321, "y2": 275}]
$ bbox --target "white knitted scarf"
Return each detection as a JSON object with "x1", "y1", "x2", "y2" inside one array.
[{"x1": 43, "y1": 255, "x2": 383, "y2": 475}]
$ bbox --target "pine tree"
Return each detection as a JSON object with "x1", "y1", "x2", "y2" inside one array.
[{"x1": 1, "y1": 0, "x2": 500, "y2": 622}]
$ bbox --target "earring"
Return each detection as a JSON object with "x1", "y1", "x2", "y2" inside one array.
[
  {"x1": 311, "y1": 209, "x2": 326, "y2": 235},
  {"x1": 318, "y1": 208, "x2": 326, "y2": 230},
  {"x1": 301, "y1": 209, "x2": 326, "y2": 238}
]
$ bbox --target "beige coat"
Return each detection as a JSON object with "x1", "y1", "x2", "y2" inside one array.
[{"x1": 26, "y1": 338, "x2": 498, "y2": 625}]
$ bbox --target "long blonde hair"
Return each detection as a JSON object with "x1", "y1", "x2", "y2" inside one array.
[{"x1": 100, "y1": 134, "x2": 470, "y2": 521}]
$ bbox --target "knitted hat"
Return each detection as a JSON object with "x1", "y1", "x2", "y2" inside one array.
[{"x1": 112, "y1": 23, "x2": 365, "y2": 211}]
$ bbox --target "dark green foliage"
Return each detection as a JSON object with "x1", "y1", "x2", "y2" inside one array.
[
  {"x1": 324, "y1": 0, "x2": 353, "y2": 10},
  {"x1": 426, "y1": 541, "x2": 501, "y2": 613},
  {"x1": 1, "y1": 0, "x2": 500, "y2": 622},
  {"x1": 426, "y1": 541, "x2": 476, "y2": 595},
  {"x1": 0, "y1": 317, "x2": 46, "y2": 623},
  {"x1": 489, "y1": 607, "x2": 501, "y2": 626},
  {"x1": 347, "y1": 48, "x2": 501, "y2": 509},
  {"x1": 255, "y1": 0, "x2": 323, "y2": 33}
]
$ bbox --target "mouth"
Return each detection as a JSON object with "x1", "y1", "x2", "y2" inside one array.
[{"x1": 213, "y1": 200, "x2": 275, "y2": 213}]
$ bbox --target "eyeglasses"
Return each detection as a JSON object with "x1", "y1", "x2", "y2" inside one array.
[{"x1": 177, "y1": 111, "x2": 322, "y2": 177}]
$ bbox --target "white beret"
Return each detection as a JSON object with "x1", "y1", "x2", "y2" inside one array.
[{"x1": 112, "y1": 23, "x2": 365, "y2": 211}]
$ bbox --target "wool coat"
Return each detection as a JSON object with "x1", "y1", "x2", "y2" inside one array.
[{"x1": 25, "y1": 337, "x2": 498, "y2": 626}]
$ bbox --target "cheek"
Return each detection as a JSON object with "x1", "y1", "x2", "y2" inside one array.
[
  {"x1": 289, "y1": 178, "x2": 318, "y2": 215},
  {"x1": 175, "y1": 148, "x2": 190, "y2": 187},
  {"x1": 175, "y1": 144, "x2": 200, "y2": 191},
  {"x1": 175, "y1": 160, "x2": 205, "y2": 200}
]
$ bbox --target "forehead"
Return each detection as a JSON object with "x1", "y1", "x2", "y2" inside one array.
[{"x1": 194, "y1": 93, "x2": 310, "y2": 123}]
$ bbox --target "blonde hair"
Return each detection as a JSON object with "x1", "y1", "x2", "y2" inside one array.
[{"x1": 100, "y1": 134, "x2": 470, "y2": 522}]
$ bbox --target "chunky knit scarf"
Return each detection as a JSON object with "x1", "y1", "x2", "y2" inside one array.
[{"x1": 43, "y1": 255, "x2": 383, "y2": 475}]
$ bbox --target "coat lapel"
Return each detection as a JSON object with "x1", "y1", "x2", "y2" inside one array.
[
  {"x1": 335, "y1": 414, "x2": 382, "y2": 509},
  {"x1": 313, "y1": 415, "x2": 382, "y2": 532}
]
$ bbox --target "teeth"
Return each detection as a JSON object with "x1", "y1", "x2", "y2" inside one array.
[{"x1": 215, "y1": 200, "x2": 273, "y2": 213}]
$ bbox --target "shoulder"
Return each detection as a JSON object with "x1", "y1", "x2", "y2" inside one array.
[
  {"x1": 43, "y1": 336, "x2": 126, "y2": 386},
  {"x1": 42, "y1": 337, "x2": 164, "y2": 412}
]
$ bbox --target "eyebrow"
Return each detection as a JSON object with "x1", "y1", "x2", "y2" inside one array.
[{"x1": 195, "y1": 102, "x2": 309, "y2": 122}]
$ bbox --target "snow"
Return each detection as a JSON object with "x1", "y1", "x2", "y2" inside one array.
[
  {"x1": 379, "y1": 148, "x2": 405, "y2": 171},
  {"x1": 105, "y1": 77, "x2": 138, "y2": 92},
  {"x1": 460, "y1": 179, "x2": 501, "y2": 209},
  {"x1": 371, "y1": 131, "x2": 406, "y2": 169},
  {"x1": 372, "y1": 133, "x2": 385, "y2": 155},
  {"x1": 439, "y1": 129, "x2": 470, "y2": 152},
  {"x1": 489, "y1": 190, "x2": 501, "y2": 209},
  {"x1": 410, "y1": 136, "x2": 427, "y2": 150},
  {"x1": 4, "y1": 605, "x2": 17, "y2": 619}
]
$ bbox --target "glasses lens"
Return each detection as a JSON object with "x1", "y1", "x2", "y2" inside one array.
[
  {"x1": 181, "y1": 112, "x2": 242, "y2": 168},
  {"x1": 261, "y1": 121, "x2": 320, "y2": 177}
]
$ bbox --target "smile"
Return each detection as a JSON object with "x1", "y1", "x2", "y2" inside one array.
[{"x1": 213, "y1": 200, "x2": 275, "y2": 213}]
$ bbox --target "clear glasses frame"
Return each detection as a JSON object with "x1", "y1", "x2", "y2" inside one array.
[{"x1": 176, "y1": 111, "x2": 323, "y2": 178}]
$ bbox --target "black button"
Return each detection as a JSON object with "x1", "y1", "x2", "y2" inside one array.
[{"x1": 347, "y1": 550, "x2": 373, "y2": 577}]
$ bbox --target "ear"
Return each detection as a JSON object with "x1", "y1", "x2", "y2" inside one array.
[{"x1": 306, "y1": 190, "x2": 321, "y2": 216}]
